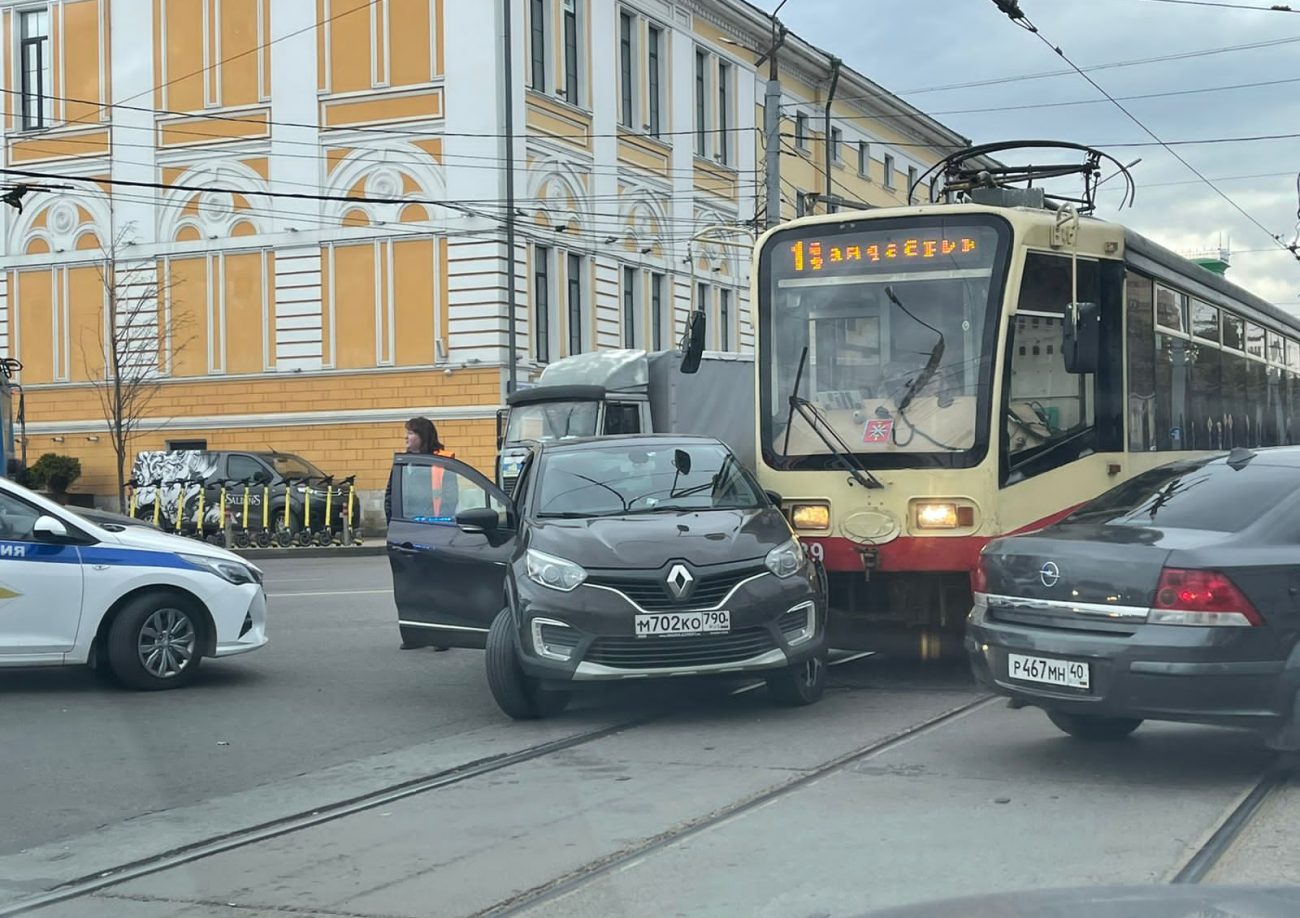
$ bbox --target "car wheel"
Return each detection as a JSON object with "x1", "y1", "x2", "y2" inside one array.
[
  {"x1": 485, "y1": 608, "x2": 570, "y2": 720},
  {"x1": 106, "y1": 593, "x2": 204, "y2": 691},
  {"x1": 766, "y1": 650, "x2": 828, "y2": 706},
  {"x1": 1046, "y1": 710, "x2": 1142, "y2": 741}
]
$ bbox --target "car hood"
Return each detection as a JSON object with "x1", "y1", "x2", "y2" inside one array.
[
  {"x1": 528, "y1": 507, "x2": 790, "y2": 569},
  {"x1": 103, "y1": 525, "x2": 255, "y2": 568}
]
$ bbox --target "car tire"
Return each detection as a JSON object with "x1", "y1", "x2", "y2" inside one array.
[
  {"x1": 766, "y1": 650, "x2": 828, "y2": 706},
  {"x1": 106, "y1": 593, "x2": 204, "y2": 691},
  {"x1": 1046, "y1": 710, "x2": 1142, "y2": 741},
  {"x1": 485, "y1": 608, "x2": 570, "y2": 720}
]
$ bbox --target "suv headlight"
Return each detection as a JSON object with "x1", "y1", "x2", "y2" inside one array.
[
  {"x1": 526, "y1": 549, "x2": 587, "y2": 592},
  {"x1": 765, "y1": 538, "x2": 806, "y2": 579},
  {"x1": 180, "y1": 553, "x2": 260, "y2": 585}
]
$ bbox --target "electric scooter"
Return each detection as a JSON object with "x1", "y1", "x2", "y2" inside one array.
[{"x1": 255, "y1": 477, "x2": 274, "y2": 548}]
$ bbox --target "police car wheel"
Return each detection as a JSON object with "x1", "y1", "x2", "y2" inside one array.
[{"x1": 107, "y1": 593, "x2": 204, "y2": 690}]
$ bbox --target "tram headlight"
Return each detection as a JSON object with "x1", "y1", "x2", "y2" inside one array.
[
  {"x1": 915, "y1": 502, "x2": 959, "y2": 530},
  {"x1": 789, "y1": 502, "x2": 830, "y2": 531}
]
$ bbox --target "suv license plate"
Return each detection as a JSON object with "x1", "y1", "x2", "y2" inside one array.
[
  {"x1": 634, "y1": 611, "x2": 730, "y2": 637},
  {"x1": 1007, "y1": 653, "x2": 1090, "y2": 689}
]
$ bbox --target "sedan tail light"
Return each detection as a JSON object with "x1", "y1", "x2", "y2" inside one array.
[{"x1": 1149, "y1": 568, "x2": 1262, "y2": 627}]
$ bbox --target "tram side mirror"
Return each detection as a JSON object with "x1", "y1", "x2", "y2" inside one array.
[
  {"x1": 1062, "y1": 301, "x2": 1100, "y2": 375},
  {"x1": 680, "y1": 311, "x2": 706, "y2": 375}
]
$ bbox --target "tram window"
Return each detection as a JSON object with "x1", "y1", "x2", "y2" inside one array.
[
  {"x1": 1222, "y1": 346, "x2": 1248, "y2": 449},
  {"x1": 1223, "y1": 314, "x2": 1245, "y2": 351},
  {"x1": 1155, "y1": 285, "x2": 1186, "y2": 334},
  {"x1": 1191, "y1": 301, "x2": 1219, "y2": 342},
  {"x1": 1006, "y1": 253, "x2": 1097, "y2": 474},
  {"x1": 1268, "y1": 331, "x2": 1286, "y2": 365},
  {"x1": 1246, "y1": 323, "x2": 1266, "y2": 360},
  {"x1": 1126, "y1": 272, "x2": 1156, "y2": 452},
  {"x1": 1187, "y1": 343, "x2": 1222, "y2": 450}
]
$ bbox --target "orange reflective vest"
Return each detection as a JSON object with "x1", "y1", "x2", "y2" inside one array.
[{"x1": 430, "y1": 449, "x2": 455, "y2": 516}]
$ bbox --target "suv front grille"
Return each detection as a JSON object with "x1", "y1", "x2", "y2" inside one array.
[
  {"x1": 587, "y1": 565, "x2": 767, "y2": 611},
  {"x1": 584, "y1": 628, "x2": 775, "y2": 669}
]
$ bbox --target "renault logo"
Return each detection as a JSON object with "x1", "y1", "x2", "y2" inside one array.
[
  {"x1": 1039, "y1": 561, "x2": 1061, "y2": 588},
  {"x1": 666, "y1": 564, "x2": 695, "y2": 600}
]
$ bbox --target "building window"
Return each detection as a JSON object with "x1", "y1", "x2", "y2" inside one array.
[
  {"x1": 167, "y1": 439, "x2": 208, "y2": 451},
  {"x1": 830, "y1": 127, "x2": 842, "y2": 163},
  {"x1": 647, "y1": 25, "x2": 663, "y2": 137},
  {"x1": 795, "y1": 111, "x2": 809, "y2": 151},
  {"x1": 694, "y1": 49, "x2": 708, "y2": 156},
  {"x1": 567, "y1": 252, "x2": 584, "y2": 355},
  {"x1": 534, "y1": 245, "x2": 551, "y2": 362},
  {"x1": 562, "y1": 0, "x2": 580, "y2": 105},
  {"x1": 619, "y1": 10, "x2": 635, "y2": 128},
  {"x1": 19, "y1": 9, "x2": 51, "y2": 131},
  {"x1": 717, "y1": 60, "x2": 731, "y2": 164},
  {"x1": 857, "y1": 141, "x2": 869, "y2": 177},
  {"x1": 528, "y1": 0, "x2": 547, "y2": 91},
  {"x1": 651, "y1": 272, "x2": 665, "y2": 350},
  {"x1": 883, "y1": 153, "x2": 895, "y2": 189},
  {"x1": 719, "y1": 288, "x2": 731, "y2": 351},
  {"x1": 696, "y1": 282, "x2": 710, "y2": 326},
  {"x1": 907, "y1": 165, "x2": 918, "y2": 196},
  {"x1": 622, "y1": 266, "x2": 639, "y2": 348}
]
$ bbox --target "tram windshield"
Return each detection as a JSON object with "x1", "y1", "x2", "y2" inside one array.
[{"x1": 759, "y1": 214, "x2": 1012, "y2": 470}]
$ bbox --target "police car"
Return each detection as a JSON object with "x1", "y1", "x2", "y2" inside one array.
[{"x1": 0, "y1": 476, "x2": 267, "y2": 689}]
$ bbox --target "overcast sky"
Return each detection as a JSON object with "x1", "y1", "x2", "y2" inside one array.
[{"x1": 761, "y1": 0, "x2": 1300, "y2": 311}]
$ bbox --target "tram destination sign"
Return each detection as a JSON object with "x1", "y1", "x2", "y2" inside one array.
[{"x1": 773, "y1": 223, "x2": 1001, "y2": 279}]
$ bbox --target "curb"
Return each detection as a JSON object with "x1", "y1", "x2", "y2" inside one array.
[{"x1": 232, "y1": 545, "x2": 389, "y2": 560}]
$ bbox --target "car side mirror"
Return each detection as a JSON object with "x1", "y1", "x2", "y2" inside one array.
[
  {"x1": 765, "y1": 490, "x2": 783, "y2": 507},
  {"x1": 680, "y1": 310, "x2": 706, "y2": 374},
  {"x1": 1062, "y1": 301, "x2": 1100, "y2": 375},
  {"x1": 254, "y1": 470, "x2": 272, "y2": 485},
  {"x1": 33, "y1": 515, "x2": 69, "y2": 541},
  {"x1": 456, "y1": 507, "x2": 500, "y2": 534}
]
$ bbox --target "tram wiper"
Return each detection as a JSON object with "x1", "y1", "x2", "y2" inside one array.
[
  {"x1": 885, "y1": 285, "x2": 945, "y2": 414},
  {"x1": 782, "y1": 346, "x2": 883, "y2": 490}
]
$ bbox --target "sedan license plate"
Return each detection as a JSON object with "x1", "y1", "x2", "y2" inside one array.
[
  {"x1": 1007, "y1": 653, "x2": 1090, "y2": 690},
  {"x1": 634, "y1": 610, "x2": 730, "y2": 637}
]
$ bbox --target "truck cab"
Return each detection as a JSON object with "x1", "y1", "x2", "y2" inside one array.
[{"x1": 496, "y1": 348, "x2": 755, "y2": 494}]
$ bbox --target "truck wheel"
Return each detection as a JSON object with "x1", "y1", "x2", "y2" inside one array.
[
  {"x1": 766, "y1": 650, "x2": 827, "y2": 707},
  {"x1": 485, "y1": 609, "x2": 569, "y2": 720},
  {"x1": 1046, "y1": 711, "x2": 1142, "y2": 741},
  {"x1": 106, "y1": 593, "x2": 204, "y2": 690}
]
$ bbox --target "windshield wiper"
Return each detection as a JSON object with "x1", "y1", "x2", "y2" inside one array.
[
  {"x1": 537, "y1": 510, "x2": 619, "y2": 519},
  {"x1": 782, "y1": 346, "x2": 883, "y2": 490},
  {"x1": 885, "y1": 285, "x2": 945, "y2": 415}
]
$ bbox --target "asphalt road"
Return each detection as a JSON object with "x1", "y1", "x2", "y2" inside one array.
[{"x1": 3, "y1": 556, "x2": 1297, "y2": 917}]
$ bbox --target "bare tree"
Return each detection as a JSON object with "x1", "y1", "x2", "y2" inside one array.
[{"x1": 82, "y1": 232, "x2": 191, "y2": 513}]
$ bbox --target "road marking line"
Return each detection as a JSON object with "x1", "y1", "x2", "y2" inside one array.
[{"x1": 267, "y1": 589, "x2": 393, "y2": 598}]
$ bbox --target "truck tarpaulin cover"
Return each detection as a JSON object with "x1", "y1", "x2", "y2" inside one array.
[{"x1": 648, "y1": 351, "x2": 756, "y2": 471}]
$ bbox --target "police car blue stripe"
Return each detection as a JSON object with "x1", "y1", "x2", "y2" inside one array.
[{"x1": 0, "y1": 541, "x2": 208, "y2": 571}]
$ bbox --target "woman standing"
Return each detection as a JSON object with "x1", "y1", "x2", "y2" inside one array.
[{"x1": 386, "y1": 417, "x2": 456, "y2": 651}]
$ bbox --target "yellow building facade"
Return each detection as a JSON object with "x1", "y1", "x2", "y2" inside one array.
[{"x1": 0, "y1": 0, "x2": 969, "y2": 521}]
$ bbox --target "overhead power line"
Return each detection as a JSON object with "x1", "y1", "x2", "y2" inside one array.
[
  {"x1": 989, "y1": 1, "x2": 1292, "y2": 256},
  {"x1": 1135, "y1": 0, "x2": 1297, "y2": 11}
]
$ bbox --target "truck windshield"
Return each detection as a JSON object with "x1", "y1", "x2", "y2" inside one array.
[
  {"x1": 506, "y1": 400, "x2": 600, "y2": 443},
  {"x1": 758, "y1": 214, "x2": 1011, "y2": 471}
]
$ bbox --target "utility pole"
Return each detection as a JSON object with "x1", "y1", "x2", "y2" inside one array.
[
  {"x1": 502, "y1": 0, "x2": 519, "y2": 394},
  {"x1": 757, "y1": 19, "x2": 788, "y2": 229}
]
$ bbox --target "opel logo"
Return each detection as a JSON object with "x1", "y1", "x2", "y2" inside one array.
[
  {"x1": 666, "y1": 563, "x2": 695, "y2": 600},
  {"x1": 1039, "y1": 561, "x2": 1061, "y2": 588}
]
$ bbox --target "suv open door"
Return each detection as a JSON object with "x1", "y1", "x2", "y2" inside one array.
[{"x1": 387, "y1": 453, "x2": 516, "y2": 649}]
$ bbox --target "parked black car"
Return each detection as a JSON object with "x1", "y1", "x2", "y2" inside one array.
[
  {"x1": 387, "y1": 435, "x2": 829, "y2": 719},
  {"x1": 968, "y1": 447, "x2": 1300, "y2": 746}
]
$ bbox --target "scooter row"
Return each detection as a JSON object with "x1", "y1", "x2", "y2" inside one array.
[{"x1": 126, "y1": 475, "x2": 363, "y2": 549}]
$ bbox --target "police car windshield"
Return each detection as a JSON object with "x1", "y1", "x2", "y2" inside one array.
[{"x1": 536, "y1": 444, "x2": 763, "y2": 517}]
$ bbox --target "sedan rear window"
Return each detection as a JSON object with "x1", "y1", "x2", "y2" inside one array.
[
  {"x1": 1068, "y1": 459, "x2": 1300, "y2": 532},
  {"x1": 537, "y1": 443, "x2": 762, "y2": 517}
]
